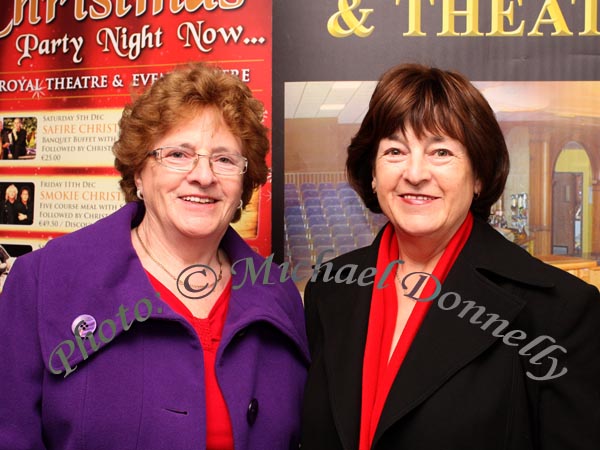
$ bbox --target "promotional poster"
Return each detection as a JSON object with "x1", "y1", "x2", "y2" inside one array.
[
  {"x1": 273, "y1": 0, "x2": 600, "y2": 289},
  {"x1": 0, "y1": 0, "x2": 272, "y2": 283}
]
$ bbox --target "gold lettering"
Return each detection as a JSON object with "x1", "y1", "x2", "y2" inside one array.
[
  {"x1": 220, "y1": 0, "x2": 244, "y2": 8},
  {"x1": 327, "y1": 0, "x2": 374, "y2": 38},
  {"x1": 434, "y1": 0, "x2": 484, "y2": 36},
  {"x1": 202, "y1": 0, "x2": 218, "y2": 10},
  {"x1": 489, "y1": 0, "x2": 524, "y2": 36},
  {"x1": 195, "y1": 0, "x2": 218, "y2": 11},
  {"x1": 528, "y1": 0, "x2": 573, "y2": 36},
  {"x1": 116, "y1": 0, "x2": 133, "y2": 17},
  {"x1": 14, "y1": 0, "x2": 28, "y2": 25},
  {"x1": 74, "y1": 0, "x2": 87, "y2": 20},
  {"x1": 0, "y1": 0, "x2": 29, "y2": 38},
  {"x1": 397, "y1": 0, "x2": 427, "y2": 37},
  {"x1": 0, "y1": 19, "x2": 13, "y2": 39},
  {"x1": 46, "y1": 0, "x2": 66, "y2": 23},
  {"x1": 152, "y1": 0, "x2": 165, "y2": 14},
  {"x1": 28, "y1": 0, "x2": 41, "y2": 24},
  {"x1": 0, "y1": 0, "x2": 245, "y2": 40},
  {"x1": 580, "y1": 0, "x2": 600, "y2": 35},
  {"x1": 134, "y1": 0, "x2": 162, "y2": 15},
  {"x1": 170, "y1": 0, "x2": 184, "y2": 14},
  {"x1": 135, "y1": 0, "x2": 147, "y2": 15},
  {"x1": 90, "y1": 0, "x2": 112, "y2": 19}
]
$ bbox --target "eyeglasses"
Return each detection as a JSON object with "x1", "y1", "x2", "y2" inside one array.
[{"x1": 149, "y1": 146, "x2": 248, "y2": 176}]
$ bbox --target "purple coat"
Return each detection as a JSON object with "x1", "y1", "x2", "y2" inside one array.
[{"x1": 0, "y1": 202, "x2": 309, "y2": 450}]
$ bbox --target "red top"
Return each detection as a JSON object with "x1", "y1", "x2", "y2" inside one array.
[
  {"x1": 147, "y1": 271, "x2": 235, "y2": 450},
  {"x1": 359, "y1": 214, "x2": 474, "y2": 450}
]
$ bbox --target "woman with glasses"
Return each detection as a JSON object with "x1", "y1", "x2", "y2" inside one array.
[{"x1": 0, "y1": 63, "x2": 308, "y2": 450}]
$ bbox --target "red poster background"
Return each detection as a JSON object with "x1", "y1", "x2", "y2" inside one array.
[{"x1": 0, "y1": 0, "x2": 272, "y2": 255}]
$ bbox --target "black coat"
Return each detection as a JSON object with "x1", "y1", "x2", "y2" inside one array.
[
  {"x1": 301, "y1": 218, "x2": 600, "y2": 450},
  {"x1": 11, "y1": 128, "x2": 27, "y2": 158},
  {"x1": 0, "y1": 200, "x2": 17, "y2": 224},
  {"x1": 15, "y1": 200, "x2": 33, "y2": 225}
]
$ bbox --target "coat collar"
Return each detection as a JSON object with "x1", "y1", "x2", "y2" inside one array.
[
  {"x1": 40, "y1": 202, "x2": 308, "y2": 375},
  {"x1": 312, "y1": 218, "x2": 548, "y2": 449},
  {"x1": 219, "y1": 225, "x2": 309, "y2": 363},
  {"x1": 459, "y1": 217, "x2": 554, "y2": 288}
]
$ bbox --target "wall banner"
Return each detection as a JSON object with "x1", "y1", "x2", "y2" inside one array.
[
  {"x1": 0, "y1": 0, "x2": 273, "y2": 278},
  {"x1": 272, "y1": 0, "x2": 600, "y2": 278},
  {"x1": 274, "y1": 0, "x2": 600, "y2": 81}
]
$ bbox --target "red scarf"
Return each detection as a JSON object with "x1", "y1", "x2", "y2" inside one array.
[{"x1": 359, "y1": 213, "x2": 473, "y2": 450}]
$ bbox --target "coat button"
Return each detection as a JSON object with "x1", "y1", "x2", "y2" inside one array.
[
  {"x1": 247, "y1": 398, "x2": 259, "y2": 425},
  {"x1": 71, "y1": 314, "x2": 96, "y2": 338}
]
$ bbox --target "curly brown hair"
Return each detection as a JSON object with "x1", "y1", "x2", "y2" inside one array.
[
  {"x1": 113, "y1": 62, "x2": 269, "y2": 222},
  {"x1": 346, "y1": 63, "x2": 509, "y2": 220}
]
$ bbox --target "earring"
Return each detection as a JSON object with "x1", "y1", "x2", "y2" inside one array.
[
  {"x1": 136, "y1": 189, "x2": 144, "y2": 200},
  {"x1": 473, "y1": 192, "x2": 480, "y2": 200},
  {"x1": 238, "y1": 199, "x2": 243, "y2": 210}
]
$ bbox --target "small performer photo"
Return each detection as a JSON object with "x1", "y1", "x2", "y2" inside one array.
[
  {"x1": 1, "y1": 118, "x2": 37, "y2": 160},
  {"x1": 0, "y1": 182, "x2": 35, "y2": 225}
]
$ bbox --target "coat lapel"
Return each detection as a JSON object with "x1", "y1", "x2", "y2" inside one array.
[
  {"x1": 372, "y1": 219, "x2": 552, "y2": 446},
  {"x1": 40, "y1": 202, "x2": 189, "y2": 374},
  {"x1": 218, "y1": 226, "x2": 310, "y2": 363},
  {"x1": 372, "y1": 259, "x2": 527, "y2": 446},
  {"x1": 313, "y1": 217, "x2": 555, "y2": 448}
]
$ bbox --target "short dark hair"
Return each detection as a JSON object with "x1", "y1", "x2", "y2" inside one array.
[
  {"x1": 346, "y1": 63, "x2": 509, "y2": 220},
  {"x1": 113, "y1": 62, "x2": 269, "y2": 222}
]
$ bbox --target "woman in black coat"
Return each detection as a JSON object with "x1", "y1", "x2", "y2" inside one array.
[
  {"x1": 15, "y1": 187, "x2": 33, "y2": 225},
  {"x1": 301, "y1": 64, "x2": 600, "y2": 450}
]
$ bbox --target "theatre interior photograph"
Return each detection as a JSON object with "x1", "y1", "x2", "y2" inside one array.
[{"x1": 283, "y1": 80, "x2": 600, "y2": 291}]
